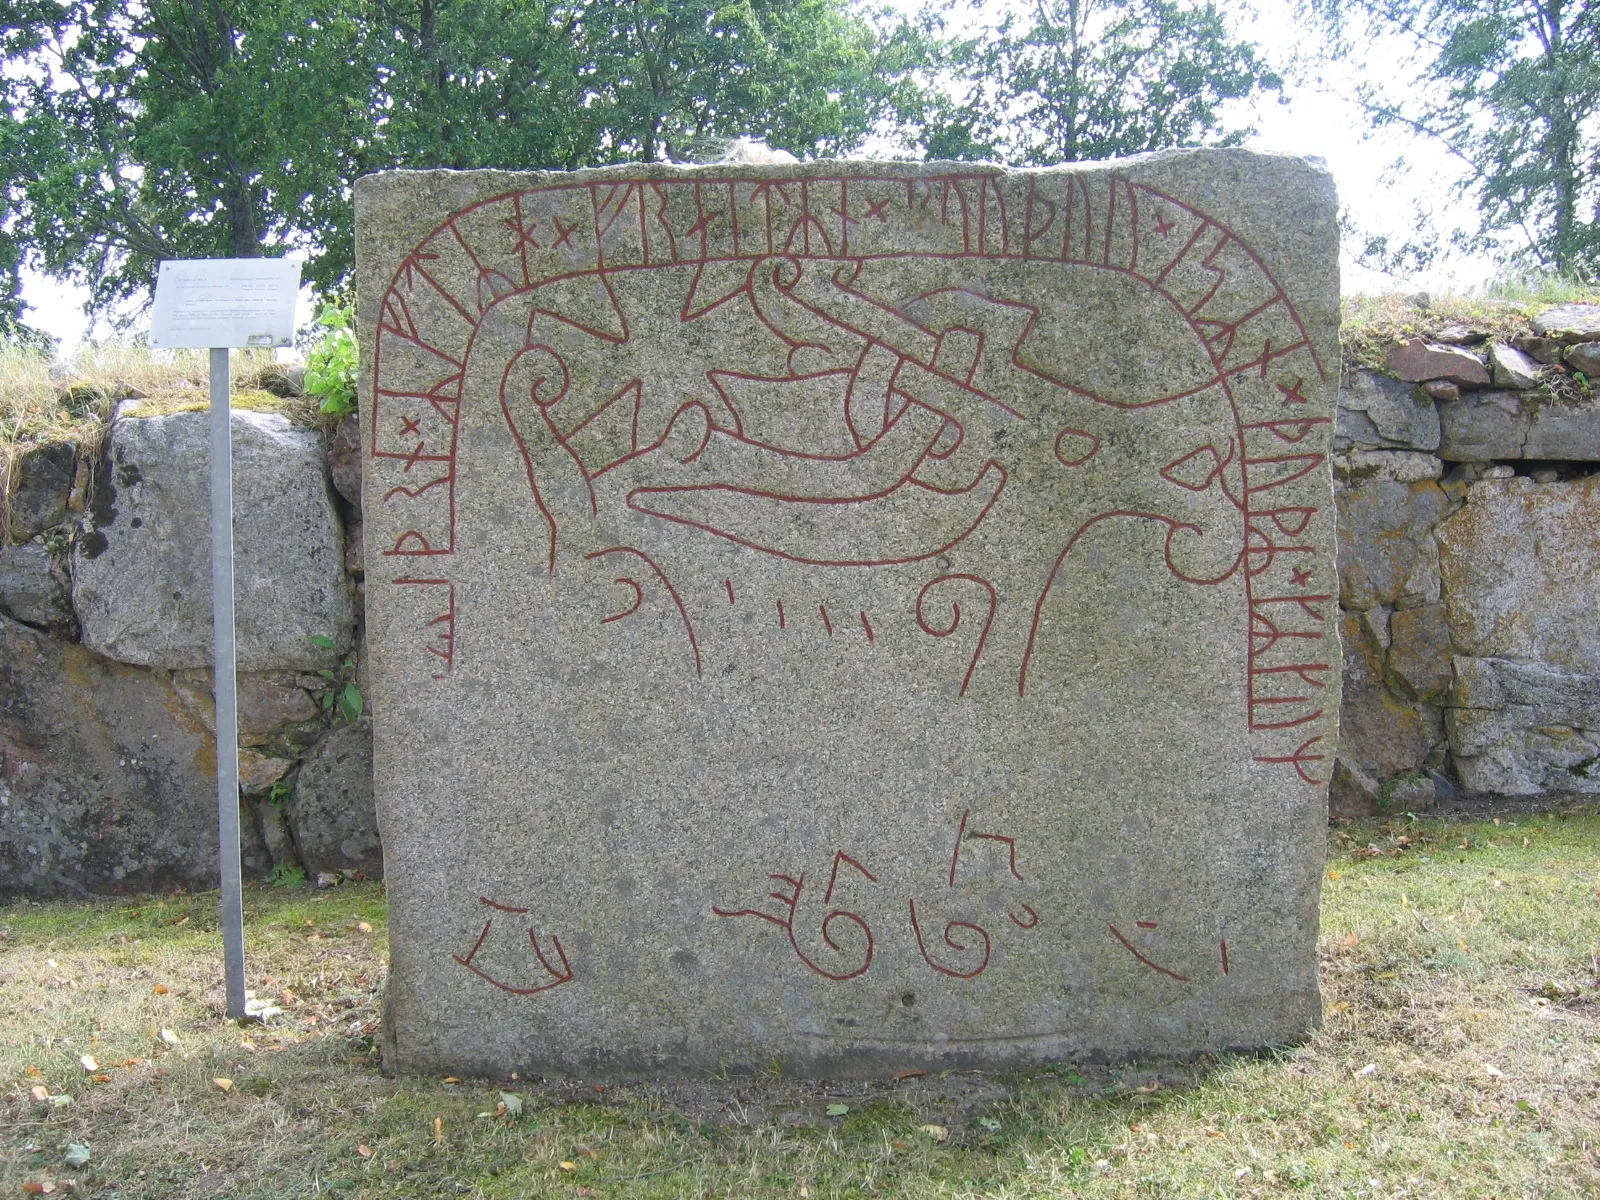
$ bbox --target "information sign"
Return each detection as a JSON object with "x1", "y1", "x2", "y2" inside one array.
[{"x1": 149, "y1": 258, "x2": 300, "y2": 349}]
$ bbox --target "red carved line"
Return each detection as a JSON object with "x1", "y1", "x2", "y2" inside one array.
[
  {"x1": 819, "y1": 604, "x2": 833, "y2": 636},
  {"x1": 908, "y1": 898, "x2": 991, "y2": 979},
  {"x1": 1253, "y1": 735, "x2": 1327, "y2": 784},
  {"x1": 1020, "y1": 511, "x2": 1242, "y2": 696},
  {"x1": 1221, "y1": 939, "x2": 1230, "y2": 974},
  {"x1": 777, "y1": 600, "x2": 786, "y2": 629},
  {"x1": 1250, "y1": 707, "x2": 1324, "y2": 732},
  {"x1": 1108, "y1": 924, "x2": 1190, "y2": 982},
  {"x1": 478, "y1": 896, "x2": 529, "y2": 913},
  {"x1": 625, "y1": 460, "x2": 1008, "y2": 569},
  {"x1": 584, "y1": 546, "x2": 702, "y2": 677},
  {"x1": 824, "y1": 851, "x2": 877, "y2": 904},
  {"x1": 499, "y1": 352, "x2": 562, "y2": 574},
  {"x1": 601, "y1": 576, "x2": 644, "y2": 623},
  {"x1": 382, "y1": 476, "x2": 451, "y2": 503},
  {"x1": 1136, "y1": 920, "x2": 1158, "y2": 929},
  {"x1": 1054, "y1": 427, "x2": 1100, "y2": 466},
  {"x1": 382, "y1": 531, "x2": 448, "y2": 557},
  {"x1": 948, "y1": 808, "x2": 968, "y2": 888},
  {"x1": 917, "y1": 573, "x2": 998, "y2": 698},
  {"x1": 725, "y1": 578, "x2": 736, "y2": 605},
  {"x1": 859, "y1": 611, "x2": 875, "y2": 643},
  {"x1": 1009, "y1": 905, "x2": 1039, "y2": 930},
  {"x1": 459, "y1": 919, "x2": 493, "y2": 963},
  {"x1": 528, "y1": 930, "x2": 572, "y2": 985}
]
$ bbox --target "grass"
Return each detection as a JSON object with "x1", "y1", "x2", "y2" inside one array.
[
  {"x1": 1340, "y1": 280, "x2": 1600, "y2": 371},
  {"x1": 0, "y1": 340, "x2": 318, "y2": 542},
  {"x1": 2, "y1": 812, "x2": 1597, "y2": 1198}
]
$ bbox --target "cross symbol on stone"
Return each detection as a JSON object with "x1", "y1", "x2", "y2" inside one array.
[
  {"x1": 551, "y1": 218, "x2": 578, "y2": 250},
  {"x1": 1276, "y1": 378, "x2": 1309, "y2": 407},
  {"x1": 832, "y1": 204, "x2": 859, "y2": 228},
  {"x1": 1291, "y1": 566, "x2": 1313, "y2": 587},
  {"x1": 504, "y1": 214, "x2": 541, "y2": 252},
  {"x1": 400, "y1": 416, "x2": 422, "y2": 438},
  {"x1": 1153, "y1": 212, "x2": 1176, "y2": 237},
  {"x1": 863, "y1": 196, "x2": 891, "y2": 222}
]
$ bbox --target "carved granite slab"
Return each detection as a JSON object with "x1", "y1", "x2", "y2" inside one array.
[{"x1": 357, "y1": 152, "x2": 1341, "y2": 1077}]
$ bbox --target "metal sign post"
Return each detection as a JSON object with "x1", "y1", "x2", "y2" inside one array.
[
  {"x1": 150, "y1": 258, "x2": 301, "y2": 1021},
  {"x1": 209, "y1": 346, "x2": 247, "y2": 1019}
]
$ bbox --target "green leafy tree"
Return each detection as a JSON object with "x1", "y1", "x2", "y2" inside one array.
[
  {"x1": 1306, "y1": 0, "x2": 1600, "y2": 275},
  {"x1": 1, "y1": 0, "x2": 918, "y2": 320},
  {"x1": 910, "y1": 0, "x2": 1281, "y2": 165}
]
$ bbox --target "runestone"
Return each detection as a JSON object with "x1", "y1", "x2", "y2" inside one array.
[{"x1": 358, "y1": 151, "x2": 1341, "y2": 1076}]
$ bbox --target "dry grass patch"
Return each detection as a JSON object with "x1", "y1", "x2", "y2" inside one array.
[{"x1": 2, "y1": 810, "x2": 1598, "y2": 1198}]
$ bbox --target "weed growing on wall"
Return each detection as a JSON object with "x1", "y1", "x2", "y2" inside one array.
[{"x1": 303, "y1": 305, "x2": 357, "y2": 418}]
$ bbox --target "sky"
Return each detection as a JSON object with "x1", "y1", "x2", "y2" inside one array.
[{"x1": 16, "y1": 0, "x2": 1493, "y2": 352}]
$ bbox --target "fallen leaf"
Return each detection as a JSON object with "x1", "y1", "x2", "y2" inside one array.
[
  {"x1": 91, "y1": 1074, "x2": 111, "y2": 1083},
  {"x1": 1205, "y1": 1127, "x2": 1223, "y2": 1137},
  {"x1": 30, "y1": 1086, "x2": 49, "y2": 1102},
  {"x1": 919, "y1": 1124, "x2": 949, "y2": 1142},
  {"x1": 1355, "y1": 1063, "x2": 1377, "y2": 1077},
  {"x1": 174, "y1": 916, "x2": 189, "y2": 926},
  {"x1": 159, "y1": 1028, "x2": 179, "y2": 1046},
  {"x1": 22, "y1": 1181, "x2": 55, "y2": 1194},
  {"x1": 64, "y1": 1144, "x2": 90, "y2": 1168},
  {"x1": 212, "y1": 1077, "x2": 233, "y2": 1092},
  {"x1": 1459, "y1": 939, "x2": 1469, "y2": 952},
  {"x1": 441, "y1": 1076, "x2": 461, "y2": 1084},
  {"x1": 240, "y1": 1039, "x2": 256, "y2": 1051},
  {"x1": 25, "y1": 1065, "x2": 41, "y2": 1077},
  {"x1": 152, "y1": 984, "x2": 169, "y2": 995},
  {"x1": 357, "y1": 1145, "x2": 374, "y2": 1158},
  {"x1": 357, "y1": 922, "x2": 372, "y2": 933},
  {"x1": 893, "y1": 1069, "x2": 928, "y2": 1081},
  {"x1": 559, "y1": 1161, "x2": 578, "y2": 1172},
  {"x1": 499, "y1": 1091, "x2": 523, "y2": 1117},
  {"x1": 1326, "y1": 870, "x2": 1342, "y2": 880},
  {"x1": 1337, "y1": 932, "x2": 1359, "y2": 951},
  {"x1": 826, "y1": 1103, "x2": 850, "y2": 1117},
  {"x1": 577, "y1": 1145, "x2": 599, "y2": 1161},
  {"x1": 977, "y1": 1116, "x2": 1001, "y2": 1131},
  {"x1": 891, "y1": 1139, "x2": 912, "y2": 1150},
  {"x1": 77, "y1": 1055, "x2": 97, "y2": 1072},
  {"x1": 1484, "y1": 1063, "x2": 1504, "y2": 1078},
  {"x1": 433, "y1": 1116, "x2": 443, "y2": 1146}
]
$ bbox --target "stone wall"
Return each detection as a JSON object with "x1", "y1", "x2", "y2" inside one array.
[
  {"x1": 1331, "y1": 305, "x2": 1600, "y2": 816},
  {"x1": 3, "y1": 305, "x2": 1599, "y2": 895},
  {"x1": 1, "y1": 402, "x2": 376, "y2": 896}
]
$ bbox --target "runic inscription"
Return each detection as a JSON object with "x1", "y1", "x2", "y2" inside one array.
[{"x1": 361, "y1": 156, "x2": 1339, "y2": 1078}]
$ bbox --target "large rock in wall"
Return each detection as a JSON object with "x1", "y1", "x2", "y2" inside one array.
[
  {"x1": 72, "y1": 409, "x2": 354, "y2": 670},
  {"x1": 1439, "y1": 476, "x2": 1600, "y2": 795},
  {"x1": 0, "y1": 614, "x2": 272, "y2": 896}
]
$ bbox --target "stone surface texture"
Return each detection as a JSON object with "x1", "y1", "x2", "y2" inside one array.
[
  {"x1": 1488, "y1": 343, "x2": 1540, "y2": 389},
  {"x1": 1336, "y1": 370, "x2": 1439, "y2": 451},
  {"x1": 1386, "y1": 339, "x2": 1490, "y2": 386},
  {"x1": 72, "y1": 409, "x2": 353, "y2": 670},
  {"x1": 6, "y1": 442, "x2": 77, "y2": 542},
  {"x1": 1531, "y1": 303, "x2": 1600, "y2": 341},
  {"x1": 1437, "y1": 477, "x2": 1600, "y2": 796},
  {"x1": 1335, "y1": 479, "x2": 1450, "y2": 610},
  {"x1": 358, "y1": 153, "x2": 1341, "y2": 1077},
  {"x1": 286, "y1": 718, "x2": 381, "y2": 878},
  {"x1": 0, "y1": 541, "x2": 74, "y2": 633},
  {"x1": 0, "y1": 614, "x2": 270, "y2": 896}
]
